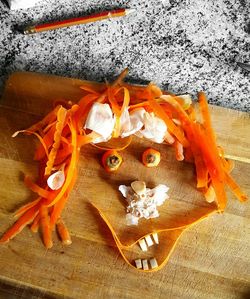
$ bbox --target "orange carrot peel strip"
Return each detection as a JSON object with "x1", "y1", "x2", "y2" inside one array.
[{"x1": 45, "y1": 106, "x2": 67, "y2": 176}]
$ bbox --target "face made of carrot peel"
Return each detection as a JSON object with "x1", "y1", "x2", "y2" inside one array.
[{"x1": 0, "y1": 70, "x2": 247, "y2": 273}]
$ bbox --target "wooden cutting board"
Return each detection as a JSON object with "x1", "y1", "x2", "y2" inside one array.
[{"x1": 0, "y1": 72, "x2": 249, "y2": 299}]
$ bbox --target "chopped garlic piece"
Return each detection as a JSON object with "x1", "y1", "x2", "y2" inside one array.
[
  {"x1": 131, "y1": 181, "x2": 146, "y2": 196},
  {"x1": 152, "y1": 233, "x2": 159, "y2": 244},
  {"x1": 145, "y1": 235, "x2": 154, "y2": 247},
  {"x1": 119, "y1": 181, "x2": 169, "y2": 225},
  {"x1": 139, "y1": 239, "x2": 148, "y2": 252},
  {"x1": 149, "y1": 258, "x2": 158, "y2": 269},
  {"x1": 135, "y1": 259, "x2": 142, "y2": 269},
  {"x1": 47, "y1": 170, "x2": 65, "y2": 190},
  {"x1": 126, "y1": 213, "x2": 139, "y2": 226},
  {"x1": 84, "y1": 102, "x2": 115, "y2": 143},
  {"x1": 142, "y1": 259, "x2": 149, "y2": 270}
]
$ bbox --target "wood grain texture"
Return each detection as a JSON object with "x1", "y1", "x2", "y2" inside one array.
[{"x1": 0, "y1": 72, "x2": 249, "y2": 299}]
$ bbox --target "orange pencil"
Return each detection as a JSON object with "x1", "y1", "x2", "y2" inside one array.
[{"x1": 24, "y1": 8, "x2": 135, "y2": 34}]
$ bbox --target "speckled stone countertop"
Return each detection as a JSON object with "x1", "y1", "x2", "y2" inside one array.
[{"x1": 0, "y1": 0, "x2": 249, "y2": 111}]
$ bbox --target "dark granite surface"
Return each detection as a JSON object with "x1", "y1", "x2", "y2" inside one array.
[{"x1": 0, "y1": 0, "x2": 249, "y2": 111}]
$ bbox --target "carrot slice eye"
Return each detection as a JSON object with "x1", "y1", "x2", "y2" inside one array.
[
  {"x1": 142, "y1": 148, "x2": 161, "y2": 167},
  {"x1": 102, "y1": 150, "x2": 122, "y2": 172}
]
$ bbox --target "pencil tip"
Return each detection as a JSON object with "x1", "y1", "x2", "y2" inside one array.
[{"x1": 125, "y1": 8, "x2": 136, "y2": 15}]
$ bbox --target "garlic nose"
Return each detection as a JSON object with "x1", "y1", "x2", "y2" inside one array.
[{"x1": 131, "y1": 181, "x2": 146, "y2": 196}]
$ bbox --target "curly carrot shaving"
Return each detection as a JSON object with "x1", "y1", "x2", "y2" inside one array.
[
  {"x1": 45, "y1": 118, "x2": 79, "y2": 207},
  {"x1": 45, "y1": 106, "x2": 67, "y2": 176},
  {"x1": 26, "y1": 105, "x2": 60, "y2": 133},
  {"x1": 13, "y1": 130, "x2": 49, "y2": 159},
  {"x1": 34, "y1": 124, "x2": 56, "y2": 161}
]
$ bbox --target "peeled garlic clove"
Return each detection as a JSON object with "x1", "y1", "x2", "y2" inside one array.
[
  {"x1": 149, "y1": 258, "x2": 158, "y2": 269},
  {"x1": 134, "y1": 259, "x2": 142, "y2": 269},
  {"x1": 131, "y1": 181, "x2": 146, "y2": 196},
  {"x1": 145, "y1": 235, "x2": 154, "y2": 247},
  {"x1": 139, "y1": 239, "x2": 148, "y2": 252},
  {"x1": 47, "y1": 170, "x2": 65, "y2": 190},
  {"x1": 152, "y1": 233, "x2": 159, "y2": 244},
  {"x1": 142, "y1": 259, "x2": 149, "y2": 270}
]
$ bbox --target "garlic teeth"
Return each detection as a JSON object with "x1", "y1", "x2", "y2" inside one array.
[
  {"x1": 138, "y1": 239, "x2": 148, "y2": 252},
  {"x1": 142, "y1": 259, "x2": 149, "y2": 270},
  {"x1": 152, "y1": 232, "x2": 159, "y2": 244},
  {"x1": 145, "y1": 235, "x2": 154, "y2": 247},
  {"x1": 134, "y1": 259, "x2": 142, "y2": 269},
  {"x1": 149, "y1": 258, "x2": 158, "y2": 269}
]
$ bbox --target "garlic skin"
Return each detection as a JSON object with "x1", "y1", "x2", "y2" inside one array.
[
  {"x1": 47, "y1": 170, "x2": 65, "y2": 190},
  {"x1": 120, "y1": 108, "x2": 145, "y2": 138},
  {"x1": 84, "y1": 102, "x2": 115, "y2": 143},
  {"x1": 118, "y1": 181, "x2": 169, "y2": 226},
  {"x1": 138, "y1": 112, "x2": 167, "y2": 143}
]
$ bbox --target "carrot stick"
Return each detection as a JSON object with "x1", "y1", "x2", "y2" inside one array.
[
  {"x1": 194, "y1": 123, "x2": 227, "y2": 210},
  {"x1": 14, "y1": 197, "x2": 41, "y2": 218},
  {"x1": 50, "y1": 193, "x2": 69, "y2": 227},
  {"x1": 225, "y1": 172, "x2": 248, "y2": 202},
  {"x1": 40, "y1": 205, "x2": 53, "y2": 249},
  {"x1": 0, "y1": 205, "x2": 39, "y2": 243},
  {"x1": 198, "y1": 91, "x2": 216, "y2": 142},
  {"x1": 56, "y1": 218, "x2": 72, "y2": 245},
  {"x1": 24, "y1": 176, "x2": 54, "y2": 199},
  {"x1": 173, "y1": 140, "x2": 184, "y2": 161},
  {"x1": 30, "y1": 213, "x2": 40, "y2": 233}
]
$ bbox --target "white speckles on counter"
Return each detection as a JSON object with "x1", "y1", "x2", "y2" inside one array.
[{"x1": 0, "y1": 0, "x2": 249, "y2": 111}]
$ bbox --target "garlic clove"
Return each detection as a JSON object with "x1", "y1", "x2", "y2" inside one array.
[
  {"x1": 145, "y1": 235, "x2": 154, "y2": 247},
  {"x1": 134, "y1": 259, "x2": 142, "y2": 269},
  {"x1": 84, "y1": 102, "x2": 115, "y2": 143},
  {"x1": 131, "y1": 181, "x2": 146, "y2": 196},
  {"x1": 47, "y1": 170, "x2": 65, "y2": 190},
  {"x1": 142, "y1": 259, "x2": 149, "y2": 270},
  {"x1": 152, "y1": 233, "x2": 159, "y2": 244},
  {"x1": 149, "y1": 258, "x2": 158, "y2": 269},
  {"x1": 126, "y1": 213, "x2": 139, "y2": 226},
  {"x1": 139, "y1": 239, "x2": 148, "y2": 251}
]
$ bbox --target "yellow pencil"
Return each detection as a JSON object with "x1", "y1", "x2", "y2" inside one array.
[{"x1": 24, "y1": 8, "x2": 135, "y2": 34}]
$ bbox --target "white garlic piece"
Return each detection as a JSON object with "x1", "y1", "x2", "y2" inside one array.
[
  {"x1": 47, "y1": 170, "x2": 65, "y2": 190},
  {"x1": 119, "y1": 181, "x2": 169, "y2": 226}
]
